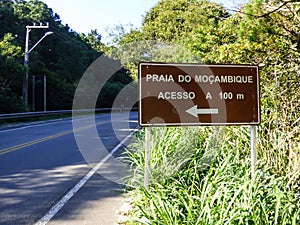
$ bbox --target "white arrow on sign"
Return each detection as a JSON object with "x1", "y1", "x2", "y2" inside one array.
[{"x1": 186, "y1": 105, "x2": 219, "y2": 118}]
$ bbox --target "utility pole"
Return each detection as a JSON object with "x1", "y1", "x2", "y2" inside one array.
[
  {"x1": 44, "y1": 75, "x2": 47, "y2": 112},
  {"x1": 23, "y1": 22, "x2": 53, "y2": 109},
  {"x1": 32, "y1": 75, "x2": 35, "y2": 111}
]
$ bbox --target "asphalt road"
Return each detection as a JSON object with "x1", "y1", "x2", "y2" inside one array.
[{"x1": 0, "y1": 112, "x2": 138, "y2": 225}]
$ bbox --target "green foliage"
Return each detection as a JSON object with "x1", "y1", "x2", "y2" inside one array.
[
  {"x1": 0, "y1": 33, "x2": 24, "y2": 113},
  {"x1": 124, "y1": 128, "x2": 300, "y2": 225},
  {"x1": 0, "y1": 0, "x2": 132, "y2": 112},
  {"x1": 81, "y1": 29, "x2": 106, "y2": 52},
  {"x1": 97, "y1": 67, "x2": 134, "y2": 107},
  {"x1": 103, "y1": 0, "x2": 228, "y2": 80},
  {"x1": 125, "y1": 127, "x2": 300, "y2": 225},
  {"x1": 116, "y1": 0, "x2": 300, "y2": 224},
  {"x1": 142, "y1": 0, "x2": 228, "y2": 43},
  {"x1": 0, "y1": 86, "x2": 24, "y2": 113}
]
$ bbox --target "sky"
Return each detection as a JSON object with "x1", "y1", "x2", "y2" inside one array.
[
  {"x1": 41, "y1": 0, "x2": 247, "y2": 44},
  {"x1": 41, "y1": 0, "x2": 160, "y2": 43}
]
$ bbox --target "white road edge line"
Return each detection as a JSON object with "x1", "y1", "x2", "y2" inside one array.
[{"x1": 34, "y1": 128, "x2": 139, "y2": 225}]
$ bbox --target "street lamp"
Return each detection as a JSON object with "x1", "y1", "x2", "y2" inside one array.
[{"x1": 22, "y1": 24, "x2": 53, "y2": 109}]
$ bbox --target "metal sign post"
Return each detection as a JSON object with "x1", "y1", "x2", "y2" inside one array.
[
  {"x1": 250, "y1": 126, "x2": 257, "y2": 178},
  {"x1": 144, "y1": 127, "x2": 151, "y2": 188},
  {"x1": 44, "y1": 75, "x2": 47, "y2": 111}
]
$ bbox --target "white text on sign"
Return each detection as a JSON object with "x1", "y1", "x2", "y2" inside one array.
[{"x1": 146, "y1": 74, "x2": 253, "y2": 84}]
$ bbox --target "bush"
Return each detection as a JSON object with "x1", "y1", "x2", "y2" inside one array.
[
  {"x1": 124, "y1": 126, "x2": 300, "y2": 225},
  {"x1": 0, "y1": 87, "x2": 25, "y2": 113}
]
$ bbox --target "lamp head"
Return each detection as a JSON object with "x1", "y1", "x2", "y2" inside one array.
[{"x1": 45, "y1": 31, "x2": 53, "y2": 36}]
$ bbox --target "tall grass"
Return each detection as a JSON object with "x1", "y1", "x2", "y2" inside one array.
[{"x1": 123, "y1": 124, "x2": 300, "y2": 224}]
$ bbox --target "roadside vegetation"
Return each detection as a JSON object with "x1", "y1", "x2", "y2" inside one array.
[
  {"x1": 104, "y1": 0, "x2": 300, "y2": 224},
  {"x1": 0, "y1": 0, "x2": 132, "y2": 113},
  {"x1": 124, "y1": 126, "x2": 299, "y2": 224}
]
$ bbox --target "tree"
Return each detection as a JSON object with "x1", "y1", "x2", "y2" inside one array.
[
  {"x1": 103, "y1": 0, "x2": 300, "y2": 181},
  {"x1": 103, "y1": 0, "x2": 229, "y2": 80},
  {"x1": 81, "y1": 29, "x2": 105, "y2": 52},
  {"x1": 142, "y1": 0, "x2": 228, "y2": 42},
  {"x1": 206, "y1": 0, "x2": 300, "y2": 178},
  {"x1": 0, "y1": 0, "x2": 132, "y2": 112},
  {"x1": 0, "y1": 33, "x2": 24, "y2": 113}
]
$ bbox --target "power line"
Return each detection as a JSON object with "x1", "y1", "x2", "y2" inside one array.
[{"x1": 49, "y1": 25, "x2": 87, "y2": 49}]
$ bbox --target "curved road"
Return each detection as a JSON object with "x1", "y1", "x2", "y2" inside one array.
[{"x1": 0, "y1": 112, "x2": 138, "y2": 225}]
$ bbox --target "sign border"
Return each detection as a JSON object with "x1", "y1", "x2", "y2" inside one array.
[{"x1": 139, "y1": 62, "x2": 260, "y2": 126}]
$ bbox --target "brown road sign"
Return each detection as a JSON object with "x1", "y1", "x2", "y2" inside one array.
[{"x1": 139, "y1": 62, "x2": 260, "y2": 126}]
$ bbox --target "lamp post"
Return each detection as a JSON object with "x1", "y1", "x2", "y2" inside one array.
[{"x1": 22, "y1": 23, "x2": 53, "y2": 109}]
